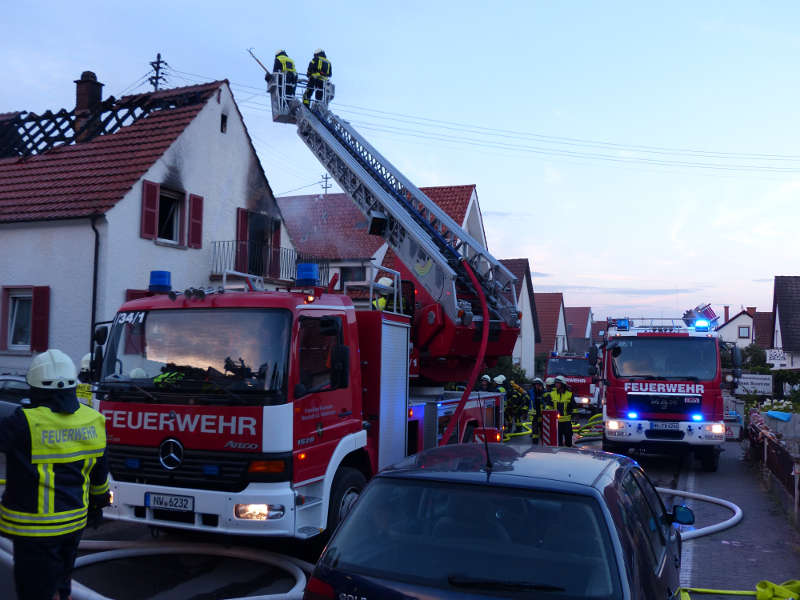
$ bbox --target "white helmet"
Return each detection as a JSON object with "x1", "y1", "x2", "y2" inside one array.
[
  {"x1": 493, "y1": 374, "x2": 506, "y2": 385},
  {"x1": 27, "y1": 349, "x2": 78, "y2": 389},
  {"x1": 130, "y1": 367, "x2": 147, "y2": 379},
  {"x1": 555, "y1": 375, "x2": 568, "y2": 386},
  {"x1": 545, "y1": 377, "x2": 555, "y2": 386},
  {"x1": 532, "y1": 377, "x2": 545, "y2": 386},
  {"x1": 377, "y1": 277, "x2": 393, "y2": 288},
  {"x1": 80, "y1": 353, "x2": 92, "y2": 372},
  {"x1": 480, "y1": 374, "x2": 491, "y2": 382}
]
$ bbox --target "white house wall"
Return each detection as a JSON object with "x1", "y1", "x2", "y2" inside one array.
[
  {"x1": 716, "y1": 313, "x2": 754, "y2": 349},
  {"x1": 464, "y1": 189, "x2": 487, "y2": 249},
  {"x1": 0, "y1": 219, "x2": 95, "y2": 372},
  {"x1": 555, "y1": 306, "x2": 568, "y2": 353},
  {"x1": 511, "y1": 280, "x2": 535, "y2": 377},
  {"x1": 99, "y1": 84, "x2": 274, "y2": 320}
]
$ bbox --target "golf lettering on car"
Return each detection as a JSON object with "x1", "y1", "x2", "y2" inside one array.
[{"x1": 101, "y1": 401, "x2": 262, "y2": 451}]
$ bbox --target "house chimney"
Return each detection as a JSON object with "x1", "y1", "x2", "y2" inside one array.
[
  {"x1": 724, "y1": 305, "x2": 729, "y2": 323},
  {"x1": 74, "y1": 71, "x2": 104, "y2": 141},
  {"x1": 746, "y1": 306, "x2": 756, "y2": 317}
]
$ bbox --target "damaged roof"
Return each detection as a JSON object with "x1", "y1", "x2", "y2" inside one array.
[{"x1": 0, "y1": 81, "x2": 223, "y2": 224}]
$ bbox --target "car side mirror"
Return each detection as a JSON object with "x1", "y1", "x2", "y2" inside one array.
[
  {"x1": 588, "y1": 365, "x2": 598, "y2": 376},
  {"x1": 331, "y1": 344, "x2": 350, "y2": 389},
  {"x1": 94, "y1": 325, "x2": 108, "y2": 346},
  {"x1": 669, "y1": 504, "x2": 695, "y2": 525},
  {"x1": 91, "y1": 346, "x2": 104, "y2": 381}
]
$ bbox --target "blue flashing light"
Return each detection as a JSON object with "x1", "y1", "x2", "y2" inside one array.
[
  {"x1": 691, "y1": 413, "x2": 703, "y2": 422},
  {"x1": 202, "y1": 464, "x2": 220, "y2": 476},
  {"x1": 148, "y1": 270, "x2": 171, "y2": 293},
  {"x1": 694, "y1": 319, "x2": 710, "y2": 332},
  {"x1": 550, "y1": 351, "x2": 557, "y2": 357},
  {"x1": 296, "y1": 262, "x2": 319, "y2": 287},
  {"x1": 617, "y1": 318, "x2": 629, "y2": 331},
  {"x1": 124, "y1": 458, "x2": 141, "y2": 469},
  {"x1": 627, "y1": 411, "x2": 638, "y2": 419}
]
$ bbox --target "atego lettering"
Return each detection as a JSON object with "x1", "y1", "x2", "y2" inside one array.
[
  {"x1": 102, "y1": 409, "x2": 257, "y2": 436},
  {"x1": 624, "y1": 382, "x2": 705, "y2": 394}
]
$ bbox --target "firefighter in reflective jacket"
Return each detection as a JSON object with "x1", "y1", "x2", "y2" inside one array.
[
  {"x1": 303, "y1": 48, "x2": 332, "y2": 107},
  {"x1": 547, "y1": 375, "x2": 576, "y2": 447},
  {"x1": 0, "y1": 349, "x2": 109, "y2": 600},
  {"x1": 270, "y1": 49, "x2": 297, "y2": 96}
]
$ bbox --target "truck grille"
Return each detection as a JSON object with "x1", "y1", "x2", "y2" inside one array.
[
  {"x1": 627, "y1": 394, "x2": 701, "y2": 414},
  {"x1": 108, "y1": 445, "x2": 253, "y2": 492}
]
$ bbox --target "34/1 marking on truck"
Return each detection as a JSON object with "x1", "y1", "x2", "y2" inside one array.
[
  {"x1": 650, "y1": 422, "x2": 680, "y2": 430},
  {"x1": 114, "y1": 311, "x2": 145, "y2": 326},
  {"x1": 145, "y1": 492, "x2": 194, "y2": 512}
]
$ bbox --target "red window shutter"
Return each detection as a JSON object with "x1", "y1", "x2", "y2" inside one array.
[
  {"x1": 235, "y1": 208, "x2": 249, "y2": 272},
  {"x1": 125, "y1": 289, "x2": 151, "y2": 301},
  {"x1": 140, "y1": 180, "x2": 160, "y2": 239},
  {"x1": 188, "y1": 194, "x2": 204, "y2": 249},
  {"x1": 30, "y1": 286, "x2": 50, "y2": 352},
  {"x1": 0, "y1": 288, "x2": 9, "y2": 351}
]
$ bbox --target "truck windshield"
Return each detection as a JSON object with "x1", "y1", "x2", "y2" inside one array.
[
  {"x1": 101, "y1": 309, "x2": 291, "y2": 402},
  {"x1": 547, "y1": 358, "x2": 589, "y2": 377},
  {"x1": 611, "y1": 337, "x2": 717, "y2": 381}
]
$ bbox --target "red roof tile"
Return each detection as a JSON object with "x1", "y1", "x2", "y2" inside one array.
[
  {"x1": 753, "y1": 311, "x2": 773, "y2": 349},
  {"x1": 0, "y1": 82, "x2": 222, "y2": 223},
  {"x1": 500, "y1": 258, "x2": 540, "y2": 343},
  {"x1": 277, "y1": 185, "x2": 475, "y2": 260},
  {"x1": 591, "y1": 320, "x2": 607, "y2": 344},
  {"x1": 534, "y1": 292, "x2": 564, "y2": 355},
  {"x1": 565, "y1": 307, "x2": 591, "y2": 339}
]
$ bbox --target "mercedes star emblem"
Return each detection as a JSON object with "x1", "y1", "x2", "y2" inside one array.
[{"x1": 158, "y1": 438, "x2": 184, "y2": 471}]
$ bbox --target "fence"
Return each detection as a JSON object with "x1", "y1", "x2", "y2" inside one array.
[
  {"x1": 748, "y1": 413, "x2": 800, "y2": 517},
  {"x1": 211, "y1": 241, "x2": 329, "y2": 285}
]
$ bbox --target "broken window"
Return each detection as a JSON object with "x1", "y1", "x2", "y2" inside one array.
[{"x1": 157, "y1": 188, "x2": 183, "y2": 243}]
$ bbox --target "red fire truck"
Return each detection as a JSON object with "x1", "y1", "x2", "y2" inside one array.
[
  {"x1": 599, "y1": 312, "x2": 728, "y2": 471},
  {"x1": 95, "y1": 75, "x2": 519, "y2": 538},
  {"x1": 545, "y1": 353, "x2": 600, "y2": 413}
]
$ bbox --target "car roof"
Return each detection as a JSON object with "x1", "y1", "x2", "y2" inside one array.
[{"x1": 379, "y1": 443, "x2": 635, "y2": 490}]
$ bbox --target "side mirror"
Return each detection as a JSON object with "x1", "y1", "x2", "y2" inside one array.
[
  {"x1": 668, "y1": 504, "x2": 695, "y2": 525},
  {"x1": 331, "y1": 344, "x2": 350, "y2": 389},
  {"x1": 588, "y1": 346, "x2": 598, "y2": 366},
  {"x1": 94, "y1": 325, "x2": 109, "y2": 346},
  {"x1": 91, "y1": 346, "x2": 104, "y2": 381}
]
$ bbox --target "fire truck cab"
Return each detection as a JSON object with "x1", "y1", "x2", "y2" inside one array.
[{"x1": 545, "y1": 353, "x2": 600, "y2": 413}]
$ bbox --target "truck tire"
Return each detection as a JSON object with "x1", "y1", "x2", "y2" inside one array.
[
  {"x1": 700, "y1": 448, "x2": 720, "y2": 472},
  {"x1": 327, "y1": 467, "x2": 366, "y2": 532}
]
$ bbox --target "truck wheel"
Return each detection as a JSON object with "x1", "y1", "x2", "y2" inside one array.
[
  {"x1": 700, "y1": 448, "x2": 720, "y2": 472},
  {"x1": 327, "y1": 467, "x2": 366, "y2": 531}
]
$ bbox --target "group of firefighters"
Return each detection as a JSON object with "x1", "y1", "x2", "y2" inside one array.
[
  {"x1": 266, "y1": 48, "x2": 332, "y2": 107},
  {"x1": 479, "y1": 372, "x2": 577, "y2": 448}
]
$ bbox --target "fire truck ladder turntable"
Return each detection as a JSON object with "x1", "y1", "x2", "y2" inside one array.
[{"x1": 266, "y1": 72, "x2": 519, "y2": 330}]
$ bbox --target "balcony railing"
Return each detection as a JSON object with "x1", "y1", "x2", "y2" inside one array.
[{"x1": 211, "y1": 241, "x2": 329, "y2": 284}]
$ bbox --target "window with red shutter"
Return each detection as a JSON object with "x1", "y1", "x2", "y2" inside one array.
[
  {"x1": 0, "y1": 286, "x2": 47, "y2": 352},
  {"x1": 141, "y1": 180, "x2": 159, "y2": 239},
  {"x1": 188, "y1": 194, "x2": 204, "y2": 249}
]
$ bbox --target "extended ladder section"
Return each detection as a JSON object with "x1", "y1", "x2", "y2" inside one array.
[{"x1": 268, "y1": 81, "x2": 518, "y2": 328}]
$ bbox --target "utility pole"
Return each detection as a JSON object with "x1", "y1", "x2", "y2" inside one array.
[
  {"x1": 149, "y1": 53, "x2": 169, "y2": 91},
  {"x1": 321, "y1": 173, "x2": 331, "y2": 197}
]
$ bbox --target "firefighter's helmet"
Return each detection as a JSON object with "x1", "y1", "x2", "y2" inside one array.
[
  {"x1": 481, "y1": 374, "x2": 491, "y2": 382},
  {"x1": 545, "y1": 377, "x2": 555, "y2": 386},
  {"x1": 27, "y1": 349, "x2": 78, "y2": 390},
  {"x1": 493, "y1": 374, "x2": 506, "y2": 385},
  {"x1": 555, "y1": 375, "x2": 568, "y2": 386},
  {"x1": 532, "y1": 377, "x2": 545, "y2": 386},
  {"x1": 377, "y1": 277, "x2": 393, "y2": 288}
]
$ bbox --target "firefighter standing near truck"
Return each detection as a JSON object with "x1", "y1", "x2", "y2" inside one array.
[
  {"x1": 547, "y1": 375, "x2": 577, "y2": 447},
  {"x1": 528, "y1": 377, "x2": 546, "y2": 439},
  {"x1": 0, "y1": 349, "x2": 110, "y2": 600}
]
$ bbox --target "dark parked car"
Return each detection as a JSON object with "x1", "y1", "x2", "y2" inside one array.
[
  {"x1": 0, "y1": 374, "x2": 29, "y2": 417},
  {"x1": 304, "y1": 444, "x2": 693, "y2": 599}
]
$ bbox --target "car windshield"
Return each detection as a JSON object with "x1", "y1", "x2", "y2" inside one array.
[
  {"x1": 321, "y1": 478, "x2": 622, "y2": 599},
  {"x1": 547, "y1": 358, "x2": 590, "y2": 377},
  {"x1": 101, "y1": 309, "x2": 291, "y2": 402},
  {"x1": 611, "y1": 337, "x2": 717, "y2": 381}
]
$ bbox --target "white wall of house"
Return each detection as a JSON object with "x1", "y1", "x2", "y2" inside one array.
[
  {"x1": 716, "y1": 312, "x2": 754, "y2": 349},
  {"x1": 511, "y1": 279, "x2": 536, "y2": 377},
  {"x1": 99, "y1": 84, "x2": 273, "y2": 320},
  {"x1": 464, "y1": 189, "x2": 487, "y2": 249},
  {"x1": 555, "y1": 306, "x2": 568, "y2": 354},
  {"x1": 0, "y1": 219, "x2": 96, "y2": 372}
]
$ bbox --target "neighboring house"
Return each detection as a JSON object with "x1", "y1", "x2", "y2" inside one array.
[
  {"x1": 499, "y1": 258, "x2": 541, "y2": 377},
  {"x1": 0, "y1": 72, "x2": 283, "y2": 372},
  {"x1": 753, "y1": 311, "x2": 773, "y2": 350},
  {"x1": 771, "y1": 276, "x2": 800, "y2": 369},
  {"x1": 590, "y1": 320, "x2": 607, "y2": 346},
  {"x1": 278, "y1": 185, "x2": 488, "y2": 289},
  {"x1": 565, "y1": 306, "x2": 593, "y2": 354},
  {"x1": 715, "y1": 307, "x2": 757, "y2": 349},
  {"x1": 534, "y1": 292, "x2": 568, "y2": 359}
]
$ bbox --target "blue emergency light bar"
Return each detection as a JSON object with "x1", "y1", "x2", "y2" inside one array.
[
  {"x1": 694, "y1": 319, "x2": 710, "y2": 332},
  {"x1": 617, "y1": 318, "x2": 630, "y2": 331},
  {"x1": 627, "y1": 411, "x2": 638, "y2": 419},
  {"x1": 296, "y1": 263, "x2": 319, "y2": 287},
  {"x1": 691, "y1": 414, "x2": 703, "y2": 422},
  {"x1": 148, "y1": 270, "x2": 171, "y2": 293}
]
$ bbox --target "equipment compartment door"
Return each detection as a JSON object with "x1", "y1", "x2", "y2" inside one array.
[{"x1": 378, "y1": 317, "x2": 410, "y2": 470}]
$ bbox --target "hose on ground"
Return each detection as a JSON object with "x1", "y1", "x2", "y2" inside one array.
[
  {"x1": 0, "y1": 536, "x2": 311, "y2": 600},
  {"x1": 656, "y1": 486, "x2": 743, "y2": 541}
]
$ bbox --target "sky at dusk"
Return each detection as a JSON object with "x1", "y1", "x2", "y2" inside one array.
[{"x1": 3, "y1": 1, "x2": 799, "y2": 321}]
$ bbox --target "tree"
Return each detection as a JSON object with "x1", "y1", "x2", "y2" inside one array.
[{"x1": 743, "y1": 344, "x2": 767, "y2": 368}]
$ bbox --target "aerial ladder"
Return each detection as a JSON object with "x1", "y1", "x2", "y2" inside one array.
[{"x1": 263, "y1": 67, "x2": 520, "y2": 383}]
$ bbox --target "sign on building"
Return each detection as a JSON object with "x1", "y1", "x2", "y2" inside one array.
[
  {"x1": 734, "y1": 373, "x2": 773, "y2": 396},
  {"x1": 767, "y1": 348, "x2": 786, "y2": 363}
]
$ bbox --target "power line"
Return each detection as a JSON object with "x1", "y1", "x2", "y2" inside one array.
[
  {"x1": 149, "y1": 53, "x2": 169, "y2": 91},
  {"x1": 277, "y1": 180, "x2": 324, "y2": 196}
]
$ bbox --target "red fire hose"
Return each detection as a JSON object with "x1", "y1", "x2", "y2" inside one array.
[{"x1": 439, "y1": 259, "x2": 490, "y2": 446}]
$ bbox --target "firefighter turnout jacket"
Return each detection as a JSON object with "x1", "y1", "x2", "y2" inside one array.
[
  {"x1": 0, "y1": 391, "x2": 109, "y2": 538},
  {"x1": 273, "y1": 52, "x2": 296, "y2": 75},
  {"x1": 547, "y1": 389, "x2": 576, "y2": 423},
  {"x1": 308, "y1": 55, "x2": 332, "y2": 79}
]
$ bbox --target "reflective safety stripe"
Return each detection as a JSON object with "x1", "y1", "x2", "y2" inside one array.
[
  {"x1": 313, "y1": 57, "x2": 331, "y2": 78},
  {"x1": 90, "y1": 474, "x2": 109, "y2": 496},
  {"x1": 36, "y1": 463, "x2": 54, "y2": 514},
  {"x1": 549, "y1": 391, "x2": 574, "y2": 422},
  {"x1": 23, "y1": 404, "x2": 106, "y2": 464},
  {"x1": 277, "y1": 55, "x2": 296, "y2": 73},
  {"x1": 0, "y1": 516, "x2": 87, "y2": 537},
  {"x1": 1, "y1": 504, "x2": 87, "y2": 523},
  {"x1": 82, "y1": 457, "x2": 95, "y2": 506}
]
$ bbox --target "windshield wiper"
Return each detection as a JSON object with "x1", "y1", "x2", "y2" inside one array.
[{"x1": 448, "y1": 575, "x2": 565, "y2": 592}]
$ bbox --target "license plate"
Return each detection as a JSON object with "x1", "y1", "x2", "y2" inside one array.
[
  {"x1": 145, "y1": 492, "x2": 194, "y2": 512},
  {"x1": 650, "y1": 422, "x2": 680, "y2": 430}
]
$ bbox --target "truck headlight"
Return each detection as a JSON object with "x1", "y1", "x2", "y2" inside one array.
[
  {"x1": 576, "y1": 397, "x2": 590, "y2": 404},
  {"x1": 607, "y1": 420, "x2": 622, "y2": 431},
  {"x1": 234, "y1": 504, "x2": 285, "y2": 520},
  {"x1": 708, "y1": 423, "x2": 725, "y2": 435}
]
